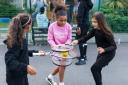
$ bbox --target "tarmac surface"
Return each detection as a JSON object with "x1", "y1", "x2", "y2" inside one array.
[{"x1": 0, "y1": 43, "x2": 128, "y2": 85}]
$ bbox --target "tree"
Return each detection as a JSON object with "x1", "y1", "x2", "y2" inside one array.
[
  {"x1": 102, "y1": 0, "x2": 128, "y2": 16},
  {"x1": 104, "y1": 0, "x2": 128, "y2": 9},
  {"x1": 0, "y1": 0, "x2": 13, "y2": 5}
]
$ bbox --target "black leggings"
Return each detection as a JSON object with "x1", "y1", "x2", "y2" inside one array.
[
  {"x1": 6, "y1": 75, "x2": 29, "y2": 85},
  {"x1": 91, "y1": 51, "x2": 116, "y2": 85}
]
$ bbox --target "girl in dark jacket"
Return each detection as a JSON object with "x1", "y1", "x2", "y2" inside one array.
[
  {"x1": 72, "y1": 12, "x2": 117, "y2": 85},
  {"x1": 5, "y1": 13, "x2": 44, "y2": 85}
]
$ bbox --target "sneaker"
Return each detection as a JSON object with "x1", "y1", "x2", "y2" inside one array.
[
  {"x1": 83, "y1": 56, "x2": 87, "y2": 60},
  {"x1": 46, "y1": 76, "x2": 57, "y2": 85},
  {"x1": 75, "y1": 59, "x2": 86, "y2": 65},
  {"x1": 77, "y1": 56, "x2": 87, "y2": 60}
]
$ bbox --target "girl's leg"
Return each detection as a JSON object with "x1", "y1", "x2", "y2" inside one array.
[
  {"x1": 46, "y1": 67, "x2": 59, "y2": 85},
  {"x1": 7, "y1": 76, "x2": 29, "y2": 85},
  {"x1": 59, "y1": 66, "x2": 66, "y2": 84},
  {"x1": 52, "y1": 66, "x2": 59, "y2": 75},
  {"x1": 91, "y1": 63, "x2": 102, "y2": 85},
  {"x1": 48, "y1": 67, "x2": 59, "y2": 79},
  {"x1": 91, "y1": 53, "x2": 115, "y2": 85}
]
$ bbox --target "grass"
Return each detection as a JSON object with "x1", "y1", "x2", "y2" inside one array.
[
  {"x1": 0, "y1": 22, "x2": 9, "y2": 33},
  {"x1": 0, "y1": 22, "x2": 9, "y2": 28}
]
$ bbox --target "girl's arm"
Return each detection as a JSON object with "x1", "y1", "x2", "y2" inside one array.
[
  {"x1": 47, "y1": 26, "x2": 56, "y2": 46},
  {"x1": 104, "y1": 36, "x2": 117, "y2": 52},
  {"x1": 78, "y1": 29, "x2": 95, "y2": 44},
  {"x1": 5, "y1": 46, "x2": 27, "y2": 74}
]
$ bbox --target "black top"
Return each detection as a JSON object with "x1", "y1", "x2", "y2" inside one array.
[
  {"x1": 5, "y1": 39, "x2": 38, "y2": 78},
  {"x1": 79, "y1": 0, "x2": 93, "y2": 10},
  {"x1": 78, "y1": 29, "x2": 117, "y2": 52}
]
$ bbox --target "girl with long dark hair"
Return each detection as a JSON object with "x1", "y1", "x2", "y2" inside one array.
[
  {"x1": 4, "y1": 13, "x2": 44, "y2": 85},
  {"x1": 72, "y1": 12, "x2": 117, "y2": 85}
]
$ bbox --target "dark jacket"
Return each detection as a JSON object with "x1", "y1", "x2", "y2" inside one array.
[
  {"x1": 76, "y1": 0, "x2": 93, "y2": 29},
  {"x1": 5, "y1": 39, "x2": 38, "y2": 78},
  {"x1": 78, "y1": 29, "x2": 117, "y2": 52},
  {"x1": 79, "y1": 0, "x2": 93, "y2": 10}
]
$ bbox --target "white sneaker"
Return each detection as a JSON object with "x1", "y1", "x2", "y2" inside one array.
[{"x1": 46, "y1": 74, "x2": 57, "y2": 85}]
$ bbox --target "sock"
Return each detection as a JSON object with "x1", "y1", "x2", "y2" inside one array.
[
  {"x1": 48, "y1": 74, "x2": 53, "y2": 77},
  {"x1": 59, "y1": 82, "x2": 64, "y2": 85},
  {"x1": 48, "y1": 74, "x2": 54, "y2": 78}
]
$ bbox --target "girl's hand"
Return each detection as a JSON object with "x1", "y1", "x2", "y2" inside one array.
[
  {"x1": 51, "y1": 44, "x2": 65, "y2": 48},
  {"x1": 38, "y1": 50, "x2": 45, "y2": 56},
  {"x1": 71, "y1": 40, "x2": 78, "y2": 45},
  {"x1": 97, "y1": 47, "x2": 105, "y2": 54},
  {"x1": 76, "y1": 27, "x2": 81, "y2": 35},
  {"x1": 27, "y1": 65, "x2": 37, "y2": 75},
  {"x1": 51, "y1": 45, "x2": 58, "y2": 48}
]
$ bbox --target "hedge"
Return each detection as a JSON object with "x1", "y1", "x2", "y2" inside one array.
[
  {"x1": 106, "y1": 14, "x2": 128, "y2": 33},
  {"x1": 0, "y1": 4, "x2": 23, "y2": 18}
]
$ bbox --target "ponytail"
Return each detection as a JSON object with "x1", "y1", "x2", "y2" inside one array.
[{"x1": 7, "y1": 13, "x2": 31, "y2": 48}]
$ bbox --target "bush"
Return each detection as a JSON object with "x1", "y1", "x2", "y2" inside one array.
[
  {"x1": 0, "y1": 4, "x2": 23, "y2": 18},
  {"x1": 98, "y1": 7, "x2": 128, "y2": 33},
  {"x1": 106, "y1": 14, "x2": 128, "y2": 33},
  {"x1": 100, "y1": 7, "x2": 114, "y2": 15}
]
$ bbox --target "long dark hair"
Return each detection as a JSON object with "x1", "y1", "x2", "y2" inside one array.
[
  {"x1": 7, "y1": 13, "x2": 31, "y2": 48},
  {"x1": 92, "y1": 12, "x2": 113, "y2": 38}
]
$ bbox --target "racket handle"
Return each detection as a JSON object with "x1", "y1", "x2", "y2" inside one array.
[
  {"x1": 45, "y1": 52, "x2": 51, "y2": 55},
  {"x1": 33, "y1": 53, "x2": 44, "y2": 56}
]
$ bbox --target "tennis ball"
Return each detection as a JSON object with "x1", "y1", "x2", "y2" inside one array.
[{"x1": 60, "y1": 51, "x2": 68, "y2": 58}]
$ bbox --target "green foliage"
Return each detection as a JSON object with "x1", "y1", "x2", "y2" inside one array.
[
  {"x1": 101, "y1": 0, "x2": 128, "y2": 16},
  {"x1": 100, "y1": 6, "x2": 128, "y2": 16},
  {"x1": 103, "y1": 0, "x2": 128, "y2": 9},
  {"x1": 0, "y1": 0, "x2": 13, "y2": 5},
  {"x1": 100, "y1": 7, "x2": 113, "y2": 15},
  {"x1": 92, "y1": 7, "x2": 128, "y2": 32},
  {"x1": 98, "y1": 0, "x2": 128, "y2": 32},
  {"x1": 106, "y1": 14, "x2": 128, "y2": 33},
  {"x1": 0, "y1": 4, "x2": 23, "y2": 18},
  {"x1": 0, "y1": 22, "x2": 9, "y2": 28}
]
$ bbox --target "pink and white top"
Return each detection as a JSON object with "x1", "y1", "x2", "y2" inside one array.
[{"x1": 47, "y1": 21, "x2": 72, "y2": 46}]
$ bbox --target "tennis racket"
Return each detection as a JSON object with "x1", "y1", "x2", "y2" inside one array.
[{"x1": 45, "y1": 44, "x2": 79, "y2": 66}]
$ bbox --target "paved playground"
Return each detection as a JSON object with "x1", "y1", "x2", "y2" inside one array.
[{"x1": 0, "y1": 43, "x2": 128, "y2": 85}]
